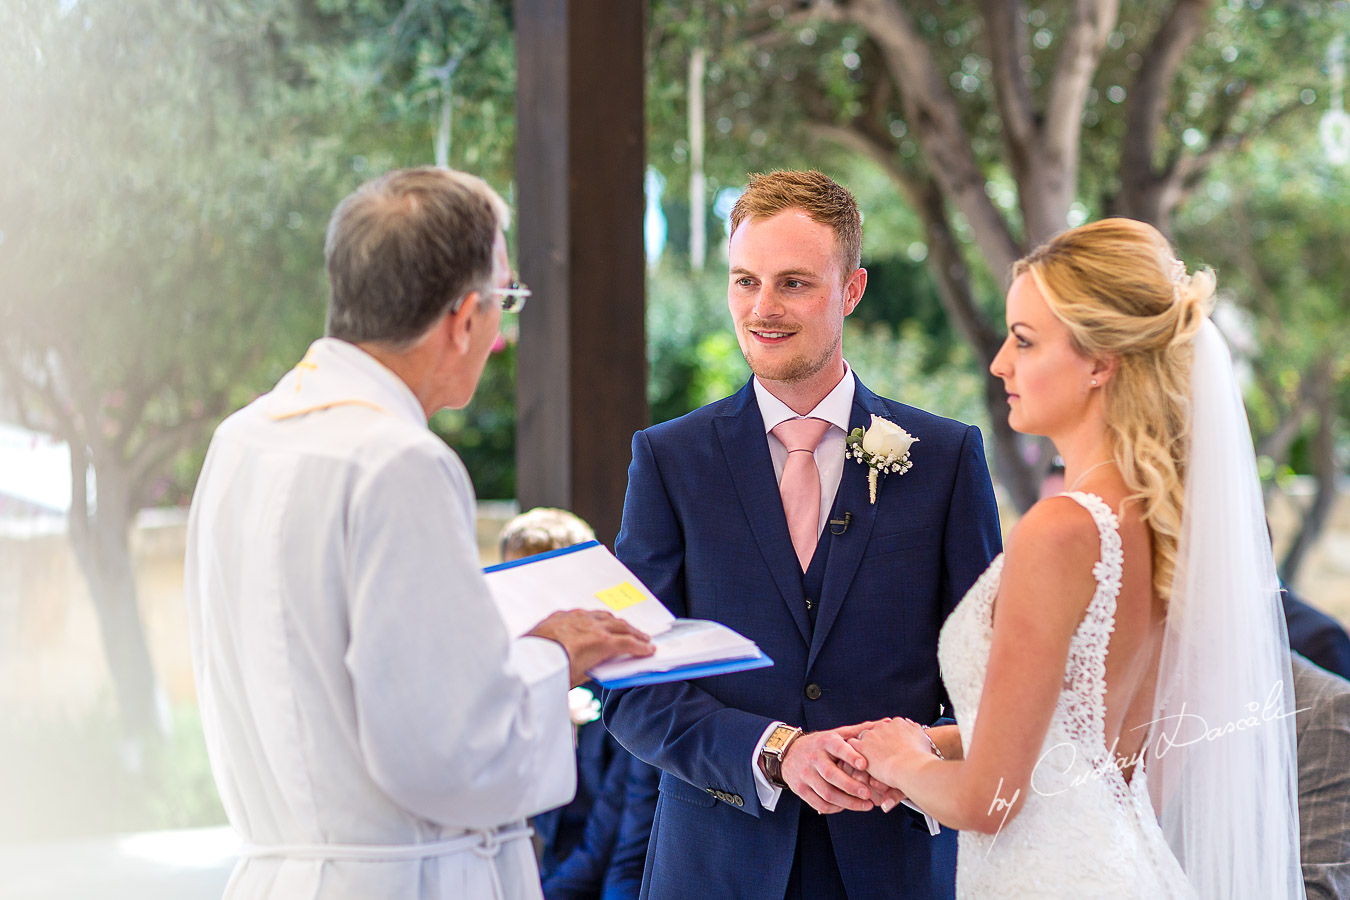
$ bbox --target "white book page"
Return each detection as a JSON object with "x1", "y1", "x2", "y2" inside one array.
[
  {"x1": 587, "y1": 618, "x2": 760, "y2": 681},
  {"x1": 485, "y1": 543, "x2": 676, "y2": 638}
]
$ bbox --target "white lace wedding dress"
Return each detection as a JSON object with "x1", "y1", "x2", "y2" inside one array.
[{"x1": 937, "y1": 492, "x2": 1196, "y2": 899}]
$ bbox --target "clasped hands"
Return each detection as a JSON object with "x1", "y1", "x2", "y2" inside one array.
[{"x1": 781, "y1": 718, "x2": 934, "y2": 814}]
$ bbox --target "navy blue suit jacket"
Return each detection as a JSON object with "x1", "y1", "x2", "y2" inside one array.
[{"x1": 602, "y1": 378, "x2": 1001, "y2": 900}]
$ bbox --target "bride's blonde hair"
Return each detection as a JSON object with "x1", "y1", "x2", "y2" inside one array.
[{"x1": 1014, "y1": 218, "x2": 1214, "y2": 602}]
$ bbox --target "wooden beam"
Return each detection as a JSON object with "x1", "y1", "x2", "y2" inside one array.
[{"x1": 514, "y1": 0, "x2": 647, "y2": 546}]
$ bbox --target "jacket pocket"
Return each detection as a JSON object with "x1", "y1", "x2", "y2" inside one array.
[{"x1": 864, "y1": 525, "x2": 936, "y2": 558}]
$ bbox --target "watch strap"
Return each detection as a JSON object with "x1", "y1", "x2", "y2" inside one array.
[{"x1": 760, "y1": 725, "x2": 803, "y2": 788}]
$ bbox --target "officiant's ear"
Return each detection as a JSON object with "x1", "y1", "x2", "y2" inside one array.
[{"x1": 444, "y1": 290, "x2": 482, "y2": 354}]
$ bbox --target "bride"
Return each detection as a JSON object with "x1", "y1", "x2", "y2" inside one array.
[{"x1": 850, "y1": 219, "x2": 1304, "y2": 898}]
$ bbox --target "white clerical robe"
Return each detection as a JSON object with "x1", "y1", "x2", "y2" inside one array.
[{"x1": 184, "y1": 338, "x2": 574, "y2": 899}]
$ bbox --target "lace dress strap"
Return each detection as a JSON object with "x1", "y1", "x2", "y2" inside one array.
[
  {"x1": 1057, "y1": 491, "x2": 1125, "y2": 600},
  {"x1": 1054, "y1": 491, "x2": 1125, "y2": 756}
]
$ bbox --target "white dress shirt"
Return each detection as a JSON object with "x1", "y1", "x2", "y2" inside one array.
[
  {"x1": 184, "y1": 338, "x2": 574, "y2": 899},
  {"x1": 753, "y1": 364, "x2": 857, "y2": 537},
  {"x1": 748, "y1": 364, "x2": 857, "y2": 810}
]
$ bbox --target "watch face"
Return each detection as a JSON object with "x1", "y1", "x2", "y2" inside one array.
[{"x1": 765, "y1": 726, "x2": 795, "y2": 754}]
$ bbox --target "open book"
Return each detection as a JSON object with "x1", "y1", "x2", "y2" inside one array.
[{"x1": 484, "y1": 541, "x2": 772, "y2": 688}]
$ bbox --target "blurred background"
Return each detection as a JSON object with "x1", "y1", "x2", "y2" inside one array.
[{"x1": 1, "y1": 0, "x2": 1347, "y2": 893}]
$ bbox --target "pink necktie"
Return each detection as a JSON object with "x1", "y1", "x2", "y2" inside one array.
[{"x1": 772, "y1": 417, "x2": 832, "y2": 571}]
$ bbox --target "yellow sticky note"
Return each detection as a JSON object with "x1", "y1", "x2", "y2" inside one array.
[{"x1": 596, "y1": 582, "x2": 647, "y2": 612}]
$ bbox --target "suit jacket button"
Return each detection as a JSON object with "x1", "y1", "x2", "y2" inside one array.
[
  {"x1": 804, "y1": 597, "x2": 814, "y2": 610},
  {"x1": 732, "y1": 794, "x2": 744, "y2": 806},
  {"x1": 805, "y1": 683, "x2": 822, "y2": 700}
]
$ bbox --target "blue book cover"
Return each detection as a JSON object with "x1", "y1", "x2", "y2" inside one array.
[{"x1": 592, "y1": 650, "x2": 774, "y2": 689}]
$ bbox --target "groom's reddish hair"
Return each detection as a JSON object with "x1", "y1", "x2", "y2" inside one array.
[{"x1": 729, "y1": 170, "x2": 862, "y2": 278}]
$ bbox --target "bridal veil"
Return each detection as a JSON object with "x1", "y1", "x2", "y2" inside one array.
[{"x1": 1150, "y1": 317, "x2": 1305, "y2": 898}]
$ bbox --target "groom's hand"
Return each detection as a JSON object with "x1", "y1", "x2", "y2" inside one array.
[
  {"x1": 780, "y1": 727, "x2": 877, "y2": 814},
  {"x1": 839, "y1": 759, "x2": 907, "y2": 812}
]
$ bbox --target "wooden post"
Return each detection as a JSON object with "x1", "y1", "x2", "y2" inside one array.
[{"x1": 514, "y1": 0, "x2": 647, "y2": 546}]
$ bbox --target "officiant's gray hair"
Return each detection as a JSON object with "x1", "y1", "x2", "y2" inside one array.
[{"x1": 324, "y1": 166, "x2": 511, "y2": 347}]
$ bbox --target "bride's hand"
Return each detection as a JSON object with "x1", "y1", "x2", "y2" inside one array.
[{"x1": 849, "y1": 718, "x2": 933, "y2": 788}]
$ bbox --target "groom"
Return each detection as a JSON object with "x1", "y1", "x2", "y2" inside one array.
[{"x1": 603, "y1": 170, "x2": 1001, "y2": 900}]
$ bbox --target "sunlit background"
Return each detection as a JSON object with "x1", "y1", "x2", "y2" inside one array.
[{"x1": 2, "y1": 0, "x2": 1347, "y2": 895}]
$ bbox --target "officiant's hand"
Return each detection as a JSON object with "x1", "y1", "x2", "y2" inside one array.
[
  {"x1": 528, "y1": 610, "x2": 654, "y2": 688},
  {"x1": 780, "y1": 724, "x2": 880, "y2": 814}
]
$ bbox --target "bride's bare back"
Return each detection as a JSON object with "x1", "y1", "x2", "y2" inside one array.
[
  {"x1": 1094, "y1": 488, "x2": 1167, "y2": 782},
  {"x1": 1014, "y1": 481, "x2": 1168, "y2": 783}
]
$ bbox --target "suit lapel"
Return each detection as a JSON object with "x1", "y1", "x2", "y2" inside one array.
[
  {"x1": 713, "y1": 382, "x2": 812, "y2": 645},
  {"x1": 808, "y1": 380, "x2": 888, "y2": 671}
]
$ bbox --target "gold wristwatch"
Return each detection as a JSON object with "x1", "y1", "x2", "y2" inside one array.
[{"x1": 760, "y1": 724, "x2": 804, "y2": 788}]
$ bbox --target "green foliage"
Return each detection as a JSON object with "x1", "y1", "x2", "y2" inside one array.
[
  {"x1": 645, "y1": 0, "x2": 1349, "y2": 491},
  {"x1": 1175, "y1": 122, "x2": 1350, "y2": 475},
  {"x1": 645, "y1": 259, "x2": 748, "y2": 424},
  {"x1": 649, "y1": 0, "x2": 1339, "y2": 256},
  {"x1": 646, "y1": 1, "x2": 865, "y2": 204},
  {"x1": 0, "y1": 0, "x2": 524, "y2": 502},
  {"x1": 1079, "y1": 0, "x2": 1336, "y2": 217},
  {"x1": 845, "y1": 320, "x2": 986, "y2": 430},
  {"x1": 0, "y1": 0, "x2": 336, "y2": 500}
]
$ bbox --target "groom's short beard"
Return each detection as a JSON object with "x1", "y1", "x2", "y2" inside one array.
[{"x1": 742, "y1": 339, "x2": 838, "y2": 385}]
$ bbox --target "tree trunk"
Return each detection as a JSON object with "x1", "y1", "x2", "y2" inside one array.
[
  {"x1": 83, "y1": 520, "x2": 168, "y2": 756},
  {"x1": 1111, "y1": 177, "x2": 1178, "y2": 232},
  {"x1": 809, "y1": 0, "x2": 1226, "y2": 511},
  {"x1": 908, "y1": 174, "x2": 1042, "y2": 511},
  {"x1": 434, "y1": 59, "x2": 458, "y2": 168},
  {"x1": 688, "y1": 43, "x2": 707, "y2": 272},
  {"x1": 807, "y1": 117, "x2": 1044, "y2": 512},
  {"x1": 66, "y1": 444, "x2": 168, "y2": 757}
]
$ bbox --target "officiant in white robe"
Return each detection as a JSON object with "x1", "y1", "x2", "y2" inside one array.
[{"x1": 184, "y1": 167, "x2": 652, "y2": 900}]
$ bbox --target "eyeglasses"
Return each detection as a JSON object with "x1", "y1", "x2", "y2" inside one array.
[{"x1": 490, "y1": 281, "x2": 531, "y2": 313}]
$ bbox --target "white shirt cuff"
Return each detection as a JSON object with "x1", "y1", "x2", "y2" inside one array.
[
  {"x1": 752, "y1": 720, "x2": 786, "y2": 811},
  {"x1": 510, "y1": 635, "x2": 570, "y2": 685}
]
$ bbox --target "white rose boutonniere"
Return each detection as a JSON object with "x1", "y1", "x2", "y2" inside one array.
[{"x1": 845, "y1": 414, "x2": 918, "y2": 504}]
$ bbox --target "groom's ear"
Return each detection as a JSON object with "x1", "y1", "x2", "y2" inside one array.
[{"x1": 843, "y1": 267, "x2": 867, "y2": 316}]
